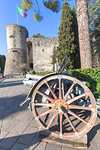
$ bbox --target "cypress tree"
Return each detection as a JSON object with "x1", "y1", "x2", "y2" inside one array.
[
  {"x1": 56, "y1": 0, "x2": 76, "y2": 69},
  {"x1": 71, "y1": 5, "x2": 80, "y2": 68},
  {"x1": 0, "y1": 55, "x2": 6, "y2": 73}
]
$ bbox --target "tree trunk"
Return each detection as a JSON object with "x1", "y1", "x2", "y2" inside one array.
[{"x1": 76, "y1": 0, "x2": 92, "y2": 68}]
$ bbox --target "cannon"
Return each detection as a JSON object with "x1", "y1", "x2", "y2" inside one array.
[{"x1": 22, "y1": 56, "x2": 97, "y2": 140}]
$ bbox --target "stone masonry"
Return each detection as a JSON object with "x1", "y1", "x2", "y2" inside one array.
[
  {"x1": 4, "y1": 24, "x2": 28, "y2": 76},
  {"x1": 4, "y1": 24, "x2": 99, "y2": 76},
  {"x1": 27, "y1": 37, "x2": 58, "y2": 72}
]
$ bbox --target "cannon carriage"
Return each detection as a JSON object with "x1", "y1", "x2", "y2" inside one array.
[{"x1": 22, "y1": 57, "x2": 97, "y2": 140}]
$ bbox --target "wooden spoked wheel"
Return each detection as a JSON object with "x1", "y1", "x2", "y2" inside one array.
[{"x1": 31, "y1": 74, "x2": 97, "y2": 139}]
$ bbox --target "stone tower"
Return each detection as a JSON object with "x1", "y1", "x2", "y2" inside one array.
[{"x1": 4, "y1": 24, "x2": 28, "y2": 76}]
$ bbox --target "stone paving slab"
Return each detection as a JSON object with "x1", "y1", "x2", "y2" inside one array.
[
  {"x1": 11, "y1": 143, "x2": 27, "y2": 150},
  {"x1": 0, "y1": 147, "x2": 8, "y2": 150},
  {"x1": 0, "y1": 78, "x2": 100, "y2": 150},
  {"x1": 2, "y1": 119, "x2": 20, "y2": 132},
  {"x1": 45, "y1": 143, "x2": 62, "y2": 150},
  {"x1": 17, "y1": 125, "x2": 38, "y2": 146},
  {"x1": 28, "y1": 132, "x2": 47, "y2": 150},
  {"x1": 0, "y1": 130, "x2": 8, "y2": 142},
  {"x1": 0, "y1": 132, "x2": 19, "y2": 149}
]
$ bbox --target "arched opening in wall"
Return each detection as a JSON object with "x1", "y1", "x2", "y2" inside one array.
[{"x1": 27, "y1": 41, "x2": 33, "y2": 69}]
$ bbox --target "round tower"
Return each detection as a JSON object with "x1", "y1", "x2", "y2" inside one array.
[{"x1": 4, "y1": 24, "x2": 28, "y2": 76}]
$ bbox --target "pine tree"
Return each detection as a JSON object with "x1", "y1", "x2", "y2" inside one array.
[
  {"x1": 76, "y1": 0, "x2": 92, "y2": 68},
  {"x1": 56, "y1": 0, "x2": 78, "y2": 69},
  {"x1": 71, "y1": 5, "x2": 80, "y2": 68}
]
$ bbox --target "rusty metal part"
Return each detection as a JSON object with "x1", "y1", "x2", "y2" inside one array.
[{"x1": 31, "y1": 74, "x2": 97, "y2": 139}]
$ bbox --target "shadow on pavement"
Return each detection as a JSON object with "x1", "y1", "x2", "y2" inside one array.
[
  {"x1": 0, "y1": 130, "x2": 50, "y2": 150},
  {"x1": 0, "y1": 94, "x2": 29, "y2": 120},
  {"x1": 0, "y1": 80, "x2": 23, "y2": 88},
  {"x1": 87, "y1": 122, "x2": 100, "y2": 147}
]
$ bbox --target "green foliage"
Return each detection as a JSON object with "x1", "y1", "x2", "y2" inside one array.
[
  {"x1": 56, "y1": 0, "x2": 80, "y2": 69},
  {"x1": 20, "y1": 0, "x2": 63, "y2": 21},
  {"x1": 21, "y1": 0, "x2": 43, "y2": 21},
  {"x1": 36, "y1": 71, "x2": 53, "y2": 76},
  {"x1": 29, "y1": 70, "x2": 53, "y2": 76},
  {"x1": 71, "y1": 5, "x2": 80, "y2": 69},
  {"x1": 0, "y1": 55, "x2": 6, "y2": 73},
  {"x1": 51, "y1": 47, "x2": 57, "y2": 65},
  {"x1": 51, "y1": 47, "x2": 57, "y2": 71},
  {"x1": 21, "y1": 0, "x2": 33, "y2": 11},
  {"x1": 29, "y1": 67, "x2": 100, "y2": 98},
  {"x1": 33, "y1": 13, "x2": 39, "y2": 21},
  {"x1": 33, "y1": 13, "x2": 43, "y2": 22},
  {"x1": 43, "y1": 0, "x2": 61, "y2": 12},
  {"x1": 88, "y1": 0, "x2": 100, "y2": 55},
  {"x1": 29, "y1": 70, "x2": 36, "y2": 74},
  {"x1": 69, "y1": 67, "x2": 100, "y2": 99},
  {"x1": 32, "y1": 33, "x2": 45, "y2": 38}
]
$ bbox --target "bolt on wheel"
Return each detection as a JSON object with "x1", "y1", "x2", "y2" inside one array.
[{"x1": 31, "y1": 74, "x2": 97, "y2": 139}]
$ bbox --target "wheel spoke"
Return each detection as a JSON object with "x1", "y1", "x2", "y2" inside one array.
[
  {"x1": 64, "y1": 113, "x2": 76, "y2": 132},
  {"x1": 68, "y1": 110, "x2": 87, "y2": 124},
  {"x1": 60, "y1": 113, "x2": 63, "y2": 135},
  {"x1": 39, "y1": 108, "x2": 55, "y2": 118},
  {"x1": 32, "y1": 74, "x2": 97, "y2": 138},
  {"x1": 63, "y1": 82, "x2": 75, "y2": 100},
  {"x1": 38, "y1": 91, "x2": 55, "y2": 103},
  {"x1": 34, "y1": 103, "x2": 54, "y2": 107},
  {"x1": 69, "y1": 105, "x2": 92, "y2": 111},
  {"x1": 59, "y1": 79, "x2": 62, "y2": 99},
  {"x1": 46, "y1": 111, "x2": 58, "y2": 129},
  {"x1": 67, "y1": 92, "x2": 90, "y2": 105},
  {"x1": 62, "y1": 81, "x2": 65, "y2": 98},
  {"x1": 45, "y1": 82, "x2": 57, "y2": 100}
]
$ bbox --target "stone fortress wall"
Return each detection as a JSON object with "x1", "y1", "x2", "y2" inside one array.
[
  {"x1": 4, "y1": 24, "x2": 99, "y2": 76},
  {"x1": 27, "y1": 37, "x2": 58, "y2": 72},
  {"x1": 4, "y1": 24, "x2": 58, "y2": 76},
  {"x1": 4, "y1": 24, "x2": 28, "y2": 76}
]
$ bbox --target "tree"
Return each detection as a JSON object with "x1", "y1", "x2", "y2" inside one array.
[
  {"x1": 76, "y1": 0, "x2": 92, "y2": 68},
  {"x1": 20, "y1": 0, "x2": 92, "y2": 68},
  {"x1": 51, "y1": 46, "x2": 57, "y2": 71},
  {"x1": 88, "y1": 0, "x2": 100, "y2": 55},
  {"x1": 32, "y1": 33, "x2": 45, "y2": 38},
  {"x1": 71, "y1": 5, "x2": 80, "y2": 68},
  {"x1": 21, "y1": 0, "x2": 33, "y2": 11},
  {"x1": 0, "y1": 55, "x2": 6, "y2": 73},
  {"x1": 21, "y1": 0, "x2": 43, "y2": 21},
  {"x1": 56, "y1": 0, "x2": 76, "y2": 69},
  {"x1": 51, "y1": 46, "x2": 56, "y2": 65}
]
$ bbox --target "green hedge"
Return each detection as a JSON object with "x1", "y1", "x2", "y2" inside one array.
[
  {"x1": 68, "y1": 68, "x2": 100, "y2": 99},
  {"x1": 29, "y1": 67, "x2": 100, "y2": 99}
]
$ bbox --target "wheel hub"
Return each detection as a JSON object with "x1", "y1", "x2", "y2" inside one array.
[{"x1": 54, "y1": 99, "x2": 68, "y2": 113}]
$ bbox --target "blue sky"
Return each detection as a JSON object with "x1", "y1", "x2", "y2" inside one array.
[{"x1": 0, "y1": 0, "x2": 75, "y2": 56}]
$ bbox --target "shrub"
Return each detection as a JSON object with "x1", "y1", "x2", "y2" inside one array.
[
  {"x1": 29, "y1": 70, "x2": 36, "y2": 74},
  {"x1": 29, "y1": 67, "x2": 100, "y2": 99},
  {"x1": 69, "y1": 67, "x2": 100, "y2": 99}
]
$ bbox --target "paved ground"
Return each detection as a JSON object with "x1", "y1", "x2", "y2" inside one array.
[{"x1": 0, "y1": 78, "x2": 100, "y2": 150}]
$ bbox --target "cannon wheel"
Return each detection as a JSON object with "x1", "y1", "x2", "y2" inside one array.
[{"x1": 31, "y1": 74, "x2": 97, "y2": 139}]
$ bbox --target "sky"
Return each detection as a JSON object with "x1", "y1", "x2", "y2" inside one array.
[{"x1": 0, "y1": 0, "x2": 75, "y2": 56}]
